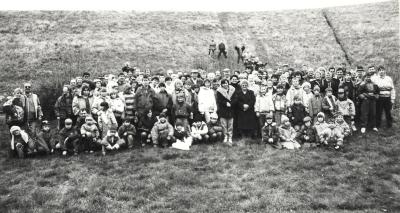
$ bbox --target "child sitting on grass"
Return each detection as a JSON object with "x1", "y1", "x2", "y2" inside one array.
[
  {"x1": 314, "y1": 112, "x2": 329, "y2": 146},
  {"x1": 80, "y1": 116, "x2": 101, "y2": 153},
  {"x1": 101, "y1": 127, "x2": 125, "y2": 156},
  {"x1": 151, "y1": 113, "x2": 174, "y2": 148},
  {"x1": 138, "y1": 109, "x2": 158, "y2": 147},
  {"x1": 172, "y1": 121, "x2": 192, "y2": 150},
  {"x1": 261, "y1": 114, "x2": 281, "y2": 149},
  {"x1": 278, "y1": 115, "x2": 301, "y2": 150},
  {"x1": 10, "y1": 126, "x2": 36, "y2": 158},
  {"x1": 296, "y1": 116, "x2": 318, "y2": 147},
  {"x1": 206, "y1": 113, "x2": 224, "y2": 143},
  {"x1": 320, "y1": 116, "x2": 348, "y2": 150},
  {"x1": 118, "y1": 118, "x2": 137, "y2": 149}
]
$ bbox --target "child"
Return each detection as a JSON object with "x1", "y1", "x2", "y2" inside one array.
[
  {"x1": 138, "y1": 109, "x2": 158, "y2": 147},
  {"x1": 172, "y1": 93, "x2": 192, "y2": 132},
  {"x1": 9, "y1": 126, "x2": 35, "y2": 158},
  {"x1": 171, "y1": 121, "x2": 192, "y2": 150},
  {"x1": 261, "y1": 114, "x2": 281, "y2": 149},
  {"x1": 36, "y1": 120, "x2": 57, "y2": 154},
  {"x1": 191, "y1": 117, "x2": 209, "y2": 144},
  {"x1": 101, "y1": 127, "x2": 125, "y2": 155},
  {"x1": 322, "y1": 87, "x2": 337, "y2": 122},
  {"x1": 336, "y1": 88, "x2": 356, "y2": 131},
  {"x1": 98, "y1": 102, "x2": 118, "y2": 138},
  {"x1": 272, "y1": 84, "x2": 287, "y2": 126},
  {"x1": 151, "y1": 113, "x2": 174, "y2": 148},
  {"x1": 301, "y1": 82, "x2": 314, "y2": 113},
  {"x1": 207, "y1": 113, "x2": 224, "y2": 143},
  {"x1": 320, "y1": 120, "x2": 344, "y2": 150},
  {"x1": 118, "y1": 118, "x2": 137, "y2": 149},
  {"x1": 80, "y1": 116, "x2": 101, "y2": 153},
  {"x1": 255, "y1": 85, "x2": 275, "y2": 133},
  {"x1": 278, "y1": 115, "x2": 301, "y2": 150},
  {"x1": 58, "y1": 118, "x2": 80, "y2": 156},
  {"x1": 296, "y1": 116, "x2": 318, "y2": 147},
  {"x1": 109, "y1": 91, "x2": 125, "y2": 127},
  {"x1": 314, "y1": 112, "x2": 329, "y2": 144},
  {"x1": 308, "y1": 85, "x2": 323, "y2": 123},
  {"x1": 288, "y1": 95, "x2": 307, "y2": 130},
  {"x1": 333, "y1": 113, "x2": 351, "y2": 149},
  {"x1": 76, "y1": 109, "x2": 88, "y2": 129}
]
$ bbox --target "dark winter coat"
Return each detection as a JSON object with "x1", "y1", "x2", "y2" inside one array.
[
  {"x1": 236, "y1": 89, "x2": 257, "y2": 130},
  {"x1": 216, "y1": 85, "x2": 236, "y2": 119}
]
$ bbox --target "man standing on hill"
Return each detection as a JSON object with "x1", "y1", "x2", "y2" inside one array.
[
  {"x1": 22, "y1": 83, "x2": 43, "y2": 137},
  {"x1": 234, "y1": 43, "x2": 245, "y2": 64},
  {"x1": 218, "y1": 42, "x2": 227, "y2": 59},
  {"x1": 209, "y1": 40, "x2": 216, "y2": 56}
]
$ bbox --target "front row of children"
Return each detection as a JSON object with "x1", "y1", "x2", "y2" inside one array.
[{"x1": 9, "y1": 110, "x2": 349, "y2": 158}]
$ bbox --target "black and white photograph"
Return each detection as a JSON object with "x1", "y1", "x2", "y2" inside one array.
[{"x1": 0, "y1": 0, "x2": 399, "y2": 212}]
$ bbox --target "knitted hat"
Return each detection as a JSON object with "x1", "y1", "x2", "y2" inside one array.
[
  {"x1": 281, "y1": 115, "x2": 290, "y2": 123},
  {"x1": 303, "y1": 116, "x2": 312, "y2": 122},
  {"x1": 10, "y1": 126, "x2": 21, "y2": 134},
  {"x1": 317, "y1": 112, "x2": 325, "y2": 118},
  {"x1": 209, "y1": 113, "x2": 218, "y2": 120},
  {"x1": 313, "y1": 85, "x2": 320, "y2": 91}
]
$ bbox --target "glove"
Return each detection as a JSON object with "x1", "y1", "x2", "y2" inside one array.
[
  {"x1": 114, "y1": 144, "x2": 120, "y2": 150},
  {"x1": 268, "y1": 138, "x2": 273, "y2": 143}
]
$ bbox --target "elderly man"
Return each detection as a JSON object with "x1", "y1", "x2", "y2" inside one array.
[{"x1": 22, "y1": 83, "x2": 43, "y2": 137}]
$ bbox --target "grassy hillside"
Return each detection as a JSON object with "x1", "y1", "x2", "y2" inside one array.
[
  {"x1": 0, "y1": 0, "x2": 398, "y2": 95},
  {"x1": 0, "y1": 114, "x2": 399, "y2": 212}
]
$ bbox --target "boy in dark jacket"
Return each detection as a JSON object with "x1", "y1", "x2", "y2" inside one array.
[
  {"x1": 58, "y1": 118, "x2": 81, "y2": 155},
  {"x1": 138, "y1": 109, "x2": 158, "y2": 146},
  {"x1": 36, "y1": 120, "x2": 58, "y2": 154},
  {"x1": 101, "y1": 127, "x2": 125, "y2": 155},
  {"x1": 288, "y1": 95, "x2": 307, "y2": 130},
  {"x1": 296, "y1": 116, "x2": 318, "y2": 147},
  {"x1": 207, "y1": 113, "x2": 224, "y2": 143},
  {"x1": 261, "y1": 114, "x2": 281, "y2": 149},
  {"x1": 172, "y1": 93, "x2": 192, "y2": 132},
  {"x1": 118, "y1": 118, "x2": 137, "y2": 149},
  {"x1": 358, "y1": 72, "x2": 380, "y2": 133}
]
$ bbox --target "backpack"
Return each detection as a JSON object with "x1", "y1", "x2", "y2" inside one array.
[{"x1": 218, "y1": 43, "x2": 225, "y2": 50}]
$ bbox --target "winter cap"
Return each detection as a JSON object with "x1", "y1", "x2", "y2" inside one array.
[
  {"x1": 65, "y1": 118, "x2": 73, "y2": 125},
  {"x1": 210, "y1": 113, "x2": 218, "y2": 119},
  {"x1": 302, "y1": 82, "x2": 311, "y2": 89},
  {"x1": 10, "y1": 126, "x2": 21, "y2": 134},
  {"x1": 317, "y1": 112, "x2": 325, "y2": 118},
  {"x1": 281, "y1": 115, "x2": 290, "y2": 123},
  {"x1": 313, "y1": 85, "x2": 320, "y2": 91},
  {"x1": 303, "y1": 116, "x2": 312, "y2": 122},
  {"x1": 326, "y1": 87, "x2": 333, "y2": 92}
]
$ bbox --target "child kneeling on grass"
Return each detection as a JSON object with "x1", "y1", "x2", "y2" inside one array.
[
  {"x1": 151, "y1": 113, "x2": 174, "y2": 148},
  {"x1": 36, "y1": 120, "x2": 58, "y2": 154},
  {"x1": 101, "y1": 127, "x2": 125, "y2": 156},
  {"x1": 118, "y1": 118, "x2": 137, "y2": 149},
  {"x1": 296, "y1": 116, "x2": 318, "y2": 147},
  {"x1": 207, "y1": 113, "x2": 224, "y2": 143},
  {"x1": 320, "y1": 120, "x2": 344, "y2": 150},
  {"x1": 10, "y1": 126, "x2": 36, "y2": 158},
  {"x1": 58, "y1": 118, "x2": 80, "y2": 156},
  {"x1": 191, "y1": 117, "x2": 209, "y2": 144},
  {"x1": 278, "y1": 115, "x2": 301, "y2": 150},
  {"x1": 138, "y1": 109, "x2": 158, "y2": 147},
  {"x1": 171, "y1": 121, "x2": 192, "y2": 151},
  {"x1": 261, "y1": 113, "x2": 281, "y2": 149},
  {"x1": 80, "y1": 116, "x2": 101, "y2": 153}
]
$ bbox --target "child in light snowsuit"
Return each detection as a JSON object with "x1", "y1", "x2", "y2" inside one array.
[
  {"x1": 80, "y1": 116, "x2": 101, "y2": 153},
  {"x1": 296, "y1": 116, "x2": 318, "y2": 147},
  {"x1": 98, "y1": 101, "x2": 118, "y2": 138},
  {"x1": 320, "y1": 120, "x2": 344, "y2": 150},
  {"x1": 191, "y1": 117, "x2": 209, "y2": 144},
  {"x1": 336, "y1": 87, "x2": 356, "y2": 131},
  {"x1": 9, "y1": 126, "x2": 36, "y2": 158},
  {"x1": 333, "y1": 113, "x2": 351, "y2": 149},
  {"x1": 278, "y1": 115, "x2": 301, "y2": 150},
  {"x1": 206, "y1": 113, "x2": 224, "y2": 143},
  {"x1": 151, "y1": 113, "x2": 174, "y2": 148},
  {"x1": 314, "y1": 112, "x2": 329, "y2": 145},
  {"x1": 261, "y1": 114, "x2": 281, "y2": 149},
  {"x1": 118, "y1": 118, "x2": 137, "y2": 149},
  {"x1": 101, "y1": 127, "x2": 125, "y2": 155}
]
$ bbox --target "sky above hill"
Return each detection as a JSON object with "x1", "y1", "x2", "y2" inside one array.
[{"x1": 2, "y1": 0, "x2": 390, "y2": 11}]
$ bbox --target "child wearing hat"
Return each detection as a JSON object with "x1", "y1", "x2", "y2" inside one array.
[
  {"x1": 58, "y1": 118, "x2": 81, "y2": 156},
  {"x1": 261, "y1": 114, "x2": 281, "y2": 149},
  {"x1": 118, "y1": 118, "x2": 137, "y2": 149},
  {"x1": 171, "y1": 121, "x2": 192, "y2": 150},
  {"x1": 36, "y1": 120, "x2": 58, "y2": 154},
  {"x1": 9, "y1": 126, "x2": 36, "y2": 158},
  {"x1": 138, "y1": 109, "x2": 158, "y2": 147},
  {"x1": 207, "y1": 113, "x2": 224, "y2": 143},
  {"x1": 100, "y1": 127, "x2": 125, "y2": 155},
  {"x1": 278, "y1": 115, "x2": 301, "y2": 150},
  {"x1": 296, "y1": 116, "x2": 318, "y2": 147},
  {"x1": 151, "y1": 113, "x2": 174, "y2": 148},
  {"x1": 320, "y1": 120, "x2": 344, "y2": 150},
  {"x1": 80, "y1": 116, "x2": 101, "y2": 153}
]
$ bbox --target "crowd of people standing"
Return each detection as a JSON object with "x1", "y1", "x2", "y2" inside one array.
[{"x1": 3, "y1": 60, "x2": 396, "y2": 158}]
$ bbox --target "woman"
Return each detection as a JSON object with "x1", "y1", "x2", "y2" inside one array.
[
  {"x1": 198, "y1": 79, "x2": 217, "y2": 122},
  {"x1": 72, "y1": 85, "x2": 94, "y2": 117},
  {"x1": 236, "y1": 80, "x2": 257, "y2": 139},
  {"x1": 216, "y1": 79, "x2": 236, "y2": 145}
]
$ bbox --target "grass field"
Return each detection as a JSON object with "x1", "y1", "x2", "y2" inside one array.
[{"x1": 0, "y1": 1, "x2": 399, "y2": 212}]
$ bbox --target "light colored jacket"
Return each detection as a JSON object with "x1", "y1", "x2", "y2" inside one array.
[
  {"x1": 198, "y1": 87, "x2": 217, "y2": 113},
  {"x1": 255, "y1": 93, "x2": 275, "y2": 113}
]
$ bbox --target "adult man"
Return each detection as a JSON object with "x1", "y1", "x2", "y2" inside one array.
[
  {"x1": 357, "y1": 72, "x2": 380, "y2": 133},
  {"x1": 134, "y1": 75, "x2": 157, "y2": 120},
  {"x1": 374, "y1": 66, "x2": 395, "y2": 128},
  {"x1": 22, "y1": 83, "x2": 43, "y2": 137}
]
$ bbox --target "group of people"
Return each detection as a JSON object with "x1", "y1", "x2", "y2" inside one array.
[{"x1": 3, "y1": 61, "x2": 396, "y2": 158}]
